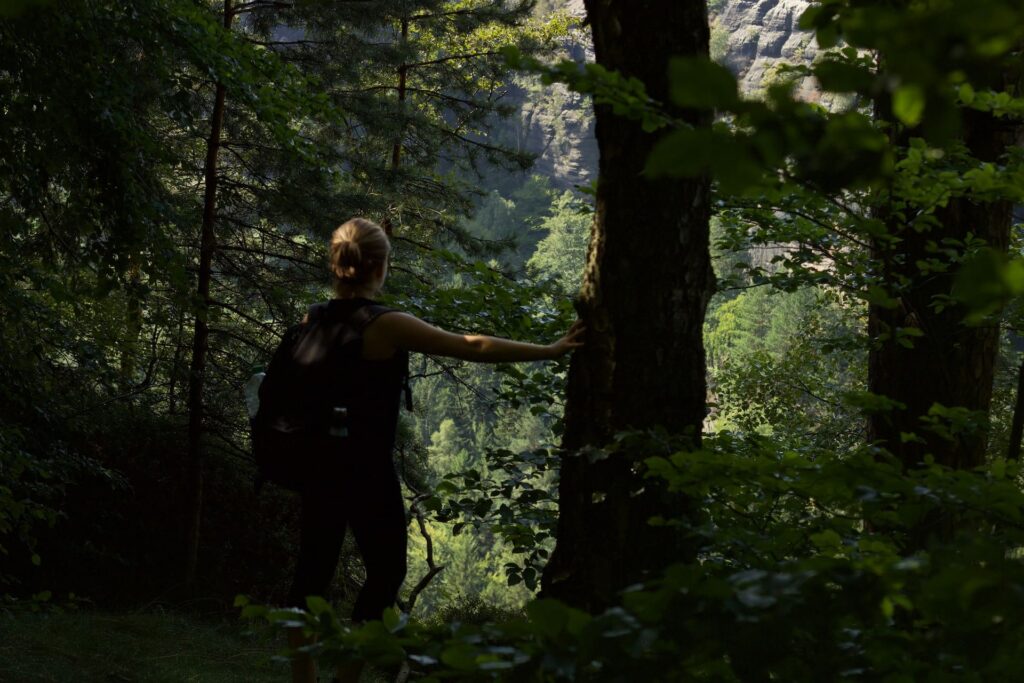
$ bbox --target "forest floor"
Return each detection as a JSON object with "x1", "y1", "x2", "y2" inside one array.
[{"x1": 0, "y1": 609, "x2": 285, "y2": 682}]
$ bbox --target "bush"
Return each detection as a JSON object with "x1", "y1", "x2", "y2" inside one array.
[{"x1": 246, "y1": 432, "x2": 1024, "y2": 681}]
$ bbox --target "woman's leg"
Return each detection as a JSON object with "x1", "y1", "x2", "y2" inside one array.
[
  {"x1": 287, "y1": 488, "x2": 348, "y2": 683},
  {"x1": 288, "y1": 490, "x2": 349, "y2": 609},
  {"x1": 347, "y1": 468, "x2": 408, "y2": 623},
  {"x1": 334, "y1": 469, "x2": 405, "y2": 683}
]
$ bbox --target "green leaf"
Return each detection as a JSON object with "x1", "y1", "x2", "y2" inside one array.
[
  {"x1": 305, "y1": 595, "x2": 332, "y2": 615},
  {"x1": 440, "y1": 643, "x2": 481, "y2": 671},
  {"x1": 863, "y1": 285, "x2": 899, "y2": 309},
  {"x1": 959, "y1": 83, "x2": 976, "y2": 105},
  {"x1": 893, "y1": 85, "x2": 926, "y2": 126},
  {"x1": 526, "y1": 599, "x2": 568, "y2": 638},
  {"x1": 381, "y1": 607, "x2": 407, "y2": 633},
  {"x1": 646, "y1": 127, "x2": 763, "y2": 193},
  {"x1": 810, "y1": 529, "x2": 843, "y2": 552},
  {"x1": 843, "y1": 391, "x2": 907, "y2": 414},
  {"x1": 241, "y1": 604, "x2": 269, "y2": 619},
  {"x1": 667, "y1": 57, "x2": 739, "y2": 109},
  {"x1": 814, "y1": 59, "x2": 874, "y2": 93},
  {"x1": 881, "y1": 596, "x2": 895, "y2": 619}
]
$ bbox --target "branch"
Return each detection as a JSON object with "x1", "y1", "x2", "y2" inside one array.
[
  {"x1": 422, "y1": 355, "x2": 491, "y2": 402},
  {"x1": 217, "y1": 215, "x2": 319, "y2": 255},
  {"x1": 245, "y1": 39, "x2": 330, "y2": 48},
  {"x1": 209, "y1": 325, "x2": 278, "y2": 350},
  {"x1": 388, "y1": 264, "x2": 433, "y2": 286},
  {"x1": 403, "y1": 492, "x2": 445, "y2": 614},
  {"x1": 230, "y1": 1, "x2": 293, "y2": 16},
  {"x1": 408, "y1": 8, "x2": 480, "y2": 22},
  {"x1": 402, "y1": 51, "x2": 500, "y2": 70},
  {"x1": 62, "y1": 381, "x2": 171, "y2": 421},
  {"x1": 216, "y1": 244, "x2": 321, "y2": 269},
  {"x1": 209, "y1": 298, "x2": 280, "y2": 336},
  {"x1": 391, "y1": 234, "x2": 435, "y2": 252},
  {"x1": 426, "y1": 121, "x2": 526, "y2": 160}
]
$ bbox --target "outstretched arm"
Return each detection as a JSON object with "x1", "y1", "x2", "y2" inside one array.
[{"x1": 373, "y1": 313, "x2": 584, "y2": 362}]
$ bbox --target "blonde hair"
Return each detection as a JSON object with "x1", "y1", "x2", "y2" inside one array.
[{"x1": 330, "y1": 217, "x2": 391, "y2": 296}]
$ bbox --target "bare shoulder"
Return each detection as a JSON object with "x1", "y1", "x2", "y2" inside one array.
[
  {"x1": 367, "y1": 311, "x2": 473, "y2": 357},
  {"x1": 361, "y1": 311, "x2": 431, "y2": 358},
  {"x1": 370, "y1": 311, "x2": 430, "y2": 336},
  {"x1": 371, "y1": 311, "x2": 444, "y2": 341}
]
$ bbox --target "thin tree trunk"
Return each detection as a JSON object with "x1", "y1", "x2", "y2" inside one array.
[
  {"x1": 391, "y1": 16, "x2": 409, "y2": 171},
  {"x1": 184, "y1": 0, "x2": 234, "y2": 589},
  {"x1": 168, "y1": 310, "x2": 185, "y2": 415},
  {"x1": 1007, "y1": 355, "x2": 1024, "y2": 461},
  {"x1": 541, "y1": 0, "x2": 713, "y2": 612},
  {"x1": 120, "y1": 259, "x2": 143, "y2": 382}
]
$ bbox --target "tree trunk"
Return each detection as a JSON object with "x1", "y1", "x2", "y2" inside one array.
[
  {"x1": 168, "y1": 310, "x2": 185, "y2": 415},
  {"x1": 184, "y1": 0, "x2": 233, "y2": 589},
  {"x1": 867, "y1": 106, "x2": 1017, "y2": 471},
  {"x1": 541, "y1": 0, "x2": 713, "y2": 612},
  {"x1": 119, "y1": 259, "x2": 143, "y2": 383},
  {"x1": 1008, "y1": 355, "x2": 1024, "y2": 461},
  {"x1": 391, "y1": 16, "x2": 409, "y2": 172}
]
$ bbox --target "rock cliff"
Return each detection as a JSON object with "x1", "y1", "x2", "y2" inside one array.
[
  {"x1": 713, "y1": 0, "x2": 822, "y2": 102},
  {"x1": 502, "y1": 0, "x2": 594, "y2": 192},
  {"x1": 507, "y1": 0, "x2": 823, "y2": 192}
]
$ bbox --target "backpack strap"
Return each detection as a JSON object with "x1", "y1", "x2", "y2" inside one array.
[
  {"x1": 347, "y1": 304, "x2": 414, "y2": 412},
  {"x1": 305, "y1": 302, "x2": 329, "y2": 323},
  {"x1": 304, "y1": 301, "x2": 389, "y2": 329},
  {"x1": 347, "y1": 303, "x2": 395, "y2": 332}
]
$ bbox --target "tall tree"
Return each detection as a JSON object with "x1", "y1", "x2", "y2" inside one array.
[
  {"x1": 542, "y1": 0, "x2": 714, "y2": 611},
  {"x1": 867, "y1": 108, "x2": 1019, "y2": 471},
  {"x1": 825, "y1": 2, "x2": 1024, "y2": 472},
  {"x1": 183, "y1": 0, "x2": 234, "y2": 591}
]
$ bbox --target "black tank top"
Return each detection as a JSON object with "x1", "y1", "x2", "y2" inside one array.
[{"x1": 319, "y1": 298, "x2": 408, "y2": 462}]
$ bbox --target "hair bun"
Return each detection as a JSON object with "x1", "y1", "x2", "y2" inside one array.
[
  {"x1": 333, "y1": 239, "x2": 363, "y2": 282},
  {"x1": 329, "y1": 217, "x2": 391, "y2": 292}
]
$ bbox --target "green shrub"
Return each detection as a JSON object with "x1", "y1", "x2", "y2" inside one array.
[{"x1": 246, "y1": 432, "x2": 1024, "y2": 680}]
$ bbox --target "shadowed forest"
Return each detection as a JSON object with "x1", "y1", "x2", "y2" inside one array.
[{"x1": 3, "y1": 0, "x2": 1024, "y2": 680}]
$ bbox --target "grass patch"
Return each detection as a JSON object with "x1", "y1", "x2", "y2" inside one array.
[{"x1": 0, "y1": 609, "x2": 285, "y2": 682}]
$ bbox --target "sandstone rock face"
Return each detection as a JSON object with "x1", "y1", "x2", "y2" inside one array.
[
  {"x1": 510, "y1": 0, "x2": 829, "y2": 192},
  {"x1": 510, "y1": 75, "x2": 597, "y2": 192},
  {"x1": 505, "y1": 0, "x2": 595, "y2": 191},
  {"x1": 713, "y1": 0, "x2": 825, "y2": 101},
  {"x1": 564, "y1": 0, "x2": 585, "y2": 16}
]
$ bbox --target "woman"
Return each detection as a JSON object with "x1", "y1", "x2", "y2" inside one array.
[{"x1": 288, "y1": 217, "x2": 584, "y2": 683}]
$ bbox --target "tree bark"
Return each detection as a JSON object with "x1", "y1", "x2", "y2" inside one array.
[
  {"x1": 541, "y1": 0, "x2": 713, "y2": 612},
  {"x1": 1008, "y1": 355, "x2": 1024, "y2": 461},
  {"x1": 184, "y1": 0, "x2": 234, "y2": 589},
  {"x1": 119, "y1": 258, "x2": 143, "y2": 383},
  {"x1": 868, "y1": 107, "x2": 1017, "y2": 472},
  {"x1": 391, "y1": 16, "x2": 409, "y2": 171}
]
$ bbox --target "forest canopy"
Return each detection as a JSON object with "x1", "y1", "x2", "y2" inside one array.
[{"x1": 2, "y1": 0, "x2": 1024, "y2": 681}]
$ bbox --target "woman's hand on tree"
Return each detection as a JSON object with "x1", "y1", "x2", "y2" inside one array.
[{"x1": 549, "y1": 320, "x2": 585, "y2": 358}]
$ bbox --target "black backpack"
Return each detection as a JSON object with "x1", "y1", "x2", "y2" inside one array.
[{"x1": 250, "y1": 301, "x2": 398, "y2": 492}]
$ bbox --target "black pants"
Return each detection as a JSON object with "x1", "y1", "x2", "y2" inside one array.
[{"x1": 287, "y1": 460, "x2": 407, "y2": 622}]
